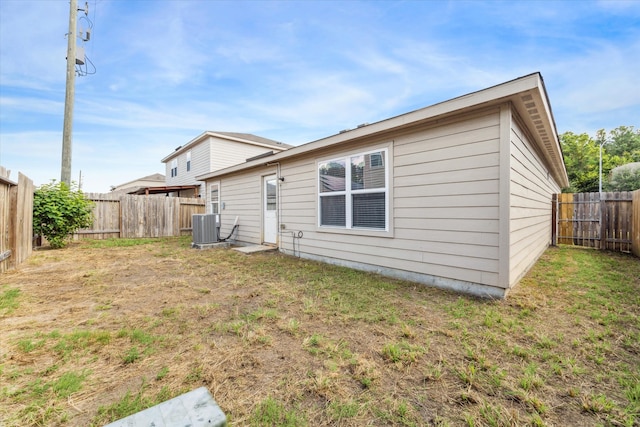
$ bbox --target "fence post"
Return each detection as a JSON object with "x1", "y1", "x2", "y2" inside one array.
[
  {"x1": 599, "y1": 192, "x2": 606, "y2": 251},
  {"x1": 551, "y1": 194, "x2": 557, "y2": 246},
  {"x1": 7, "y1": 184, "x2": 17, "y2": 270},
  {"x1": 632, "y1": 190, "x2": 640, "y2": 257}
]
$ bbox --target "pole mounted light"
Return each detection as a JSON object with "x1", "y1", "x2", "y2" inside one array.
[{"x1": 597, "y1": 130, "x2": 606, "y2": 195}]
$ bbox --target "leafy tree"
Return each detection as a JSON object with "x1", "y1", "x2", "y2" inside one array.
[
  {"x1": 560, "y1": 131, "x2": 601, "y2": 192},
  {"x1": 605, "y1": 126, "x2": 640, "y2": 162},
  {"x1": 604, "y1": 162, "x2": 640, "y2": 191},
  {"x1": 33, "y1": 181, "x2": 94, "y2": 249},
  {"x1": 560, "y1": 126, "x2": 640, "y2": 193}
]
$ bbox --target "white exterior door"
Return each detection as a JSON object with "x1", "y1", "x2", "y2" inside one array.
[{"x1": 263, "y1": 175, "x2": 278, "y2": 244}]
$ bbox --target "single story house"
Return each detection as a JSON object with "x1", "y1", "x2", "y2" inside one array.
[{"x1": 197, "y1": 73, "x2": 569, "y2": 298}]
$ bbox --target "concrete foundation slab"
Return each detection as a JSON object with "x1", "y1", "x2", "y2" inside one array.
[
  {"x1": 103, "y1": 386, "x2": 226, "y2": 427},
  {"x1": 191, "y1": 241, "x2": 230, "y2": 250},
  {"x1": 233, "y1": 245, "x2": 278, "y2": 254}
]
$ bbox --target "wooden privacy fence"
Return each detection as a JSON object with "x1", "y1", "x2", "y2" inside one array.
[
  {"x1": 0, "y1": 166, "x2": 34, "y2": 272},
  {"x1": 552, "y1": 191, "x2": 639, "y2": 256},
  {"x1": 76, "y1": 194, "x2": 205, "y2": 240}
]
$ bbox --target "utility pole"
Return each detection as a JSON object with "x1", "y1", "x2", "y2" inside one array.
[{"x1": 61, "y1": 0, "x2": 78, "y2": 186}]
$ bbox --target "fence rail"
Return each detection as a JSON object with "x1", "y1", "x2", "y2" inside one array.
[
  {"x1": 552, "y1": 191, "x2": 639, "y2": 255},
  {"x1": 76, "y1": 194, "x2": 206, "y2": 240},
  {"x1": 0, "y1": 167, "x2": 34, "y2": 272}
]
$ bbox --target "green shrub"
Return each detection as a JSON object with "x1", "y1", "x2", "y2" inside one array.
[{"x1": 33, "y1": 181, "x2": 93, "y2": 248}]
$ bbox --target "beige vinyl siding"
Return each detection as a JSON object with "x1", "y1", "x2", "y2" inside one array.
[
  {"x1": 276, "y1": 109, "x2": 502, "y2": 289},
  {"x1": 217, "y1": 167, "x2": 278, "y2": 244},
  {"x1": 210, "y1": 139, "x2": 279, "y2": 172},
  {"x1": 279, "y1": 160, "x2": 316, "y2": 232},
  {"x1": 166, "y1": 139, "x2": 211, "y2": 195},
  {"x1": 508, "y1": 112, "x2": 561, "y2": 286},
  {"x1": 191, "y1": 140, "x2": 212, "y2": 181},
  {"x1": 166, "y1": 136, "x2": 286, "y2": 196},
  {"x1": 392, "y1": 110, "x2": 501, "y2": 287}
]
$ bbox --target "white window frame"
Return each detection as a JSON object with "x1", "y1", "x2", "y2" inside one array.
[
  {"x1": 210, "y1": 182, "x2": 220, "y2": 215},
  {"x1": 317, "y1": 147, "x2": 389, "y2": 232},
  {"x1": 170, "y1": 159, "x2": 178, "y2": 178},
  {"x1": 186, "y1": 151, "x2": 191, "y2": 172}
]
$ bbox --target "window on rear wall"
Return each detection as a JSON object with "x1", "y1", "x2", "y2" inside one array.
[
  {"x1": 170, "y1": 159, "x2": 178, "y2": 177},
  {"x1": 186, "y1": 151, "x2": 192, "y2": 172},
  {"x1": 210, "y1": 183, "x2": 219, "y2": 214},
  {"x1": 318, "y1": 149, "x2": 388, "y2": 230}
]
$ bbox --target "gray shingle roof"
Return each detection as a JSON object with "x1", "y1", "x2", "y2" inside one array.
[{"x1": 213, "y1": 132, "x2": 293, "y2": 149}]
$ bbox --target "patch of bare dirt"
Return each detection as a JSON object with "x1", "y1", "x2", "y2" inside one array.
[{"x1": 1, "y1": 240, "x2": 638, "y2": 426}]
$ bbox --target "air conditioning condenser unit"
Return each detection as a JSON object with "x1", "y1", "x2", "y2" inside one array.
[{"x1": 193, "y1": 214, "x2": 220, "y2": 245}]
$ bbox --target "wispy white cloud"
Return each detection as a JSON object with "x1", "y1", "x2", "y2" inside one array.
[
  {"x1": 0, "y1": 96, "x2": 63, "y2": 117},
  {"x1": 0, "y1": 1, "x2": 68, "y2": 87},
  {"x1": 1, "y1": 0, "x2": 638, "y2": 192}
]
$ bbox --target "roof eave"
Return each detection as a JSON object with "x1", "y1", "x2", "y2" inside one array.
[{"x1": 198, "y1": 73, "x2": 569, "y2": 187}]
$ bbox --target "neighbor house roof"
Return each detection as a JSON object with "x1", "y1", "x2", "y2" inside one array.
[
  {"x1": 130, "y1": 185, "x2": 200, "y2": 196},
  {"x1": 110, "y1": 173, "x2": 166, "y2": 194},
  {"x1": 162, "y1": 131, "x2": 293, "y2": 163},
  {"x1": 114, "y1": 173, "x2": 165, "y2": 188},
  {"x1": 197, "y1": 72, "x2": 569, "y2": 188}
]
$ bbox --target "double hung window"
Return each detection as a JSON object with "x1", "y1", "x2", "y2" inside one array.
[
  {"x1": 318, "y1": 149, "x2": 388, "y2": 230},
  {"x1": 210, "y1": 183, "x2": 220, "y2": 214},
  {"x1": 170, "y1": 159, "x2": 178, "y2": 177},
  {"x1": 186, "y1": 151, "x2": 192, "y2": 172}
]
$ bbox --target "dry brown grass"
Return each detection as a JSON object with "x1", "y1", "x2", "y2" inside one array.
[{"x1": 1, "y1": 237, "x2": 638, "y2": 426}]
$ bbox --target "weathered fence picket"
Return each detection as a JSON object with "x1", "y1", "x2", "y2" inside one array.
[
  {"x1": 554, "y1": 191, "x2": 638, "y2": 255},
  {"x1": 75, "y1": 194, "x2": 205, "y2": 240},
  {"x1": 0, "y1": 167, "x2": 34, "y2": 272}
]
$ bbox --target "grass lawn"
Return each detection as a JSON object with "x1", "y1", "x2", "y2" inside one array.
[{"x1": 0, "y1": 237, "x2": 638, "y2": 426}]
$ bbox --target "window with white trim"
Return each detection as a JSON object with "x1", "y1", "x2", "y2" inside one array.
[
  {"x1": 318, "y1": 149, "x2": 387, "y2": 230},
  {"x1": 186, "y1": 151, "x2": 191, "y2": 172},
  {"x1": 170, "y1": 159, "x2": 178, "y2": 177},
  {"x1": 210, "y1": 183, "x2": 220, "y2": 214}
]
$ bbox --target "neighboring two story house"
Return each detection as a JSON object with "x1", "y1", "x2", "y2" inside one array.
[{"x1": 161, "y1": 131, "x2": 292, "y2": 198}]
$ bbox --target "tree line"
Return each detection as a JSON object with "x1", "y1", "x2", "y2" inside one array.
[{"x1": 560, "y1": 126, "x2": 640, "y2": 192}]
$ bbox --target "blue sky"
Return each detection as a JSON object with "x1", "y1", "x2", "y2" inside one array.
[{"x1": 1, "y1": 0, "x2": 639, "y2": 193}]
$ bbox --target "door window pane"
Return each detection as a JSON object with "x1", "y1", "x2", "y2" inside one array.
[{"x1": 266, "y1": 180, "x2": 277, "y2": 211}]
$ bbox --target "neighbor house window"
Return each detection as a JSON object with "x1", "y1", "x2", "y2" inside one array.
[
  {"x1": 186, "y1": 151, "x2": 191, "y2": 172},
  {"x1": 170, "y1": 159, "x2": 178, "y2": 177},
  {"x1": 370, "y1": 152, "x2": 383, "y2": 168},
  {"x1": 318, "y1": 149, "x2": 387, "y2": 230},
  {"x1": 210, "y1": 183, "x2": 220, "y2": 214}
]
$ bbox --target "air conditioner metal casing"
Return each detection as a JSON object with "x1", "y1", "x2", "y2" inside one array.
[{"x1": 193, "y1": 214, "x2": 220, "y2": 244}]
